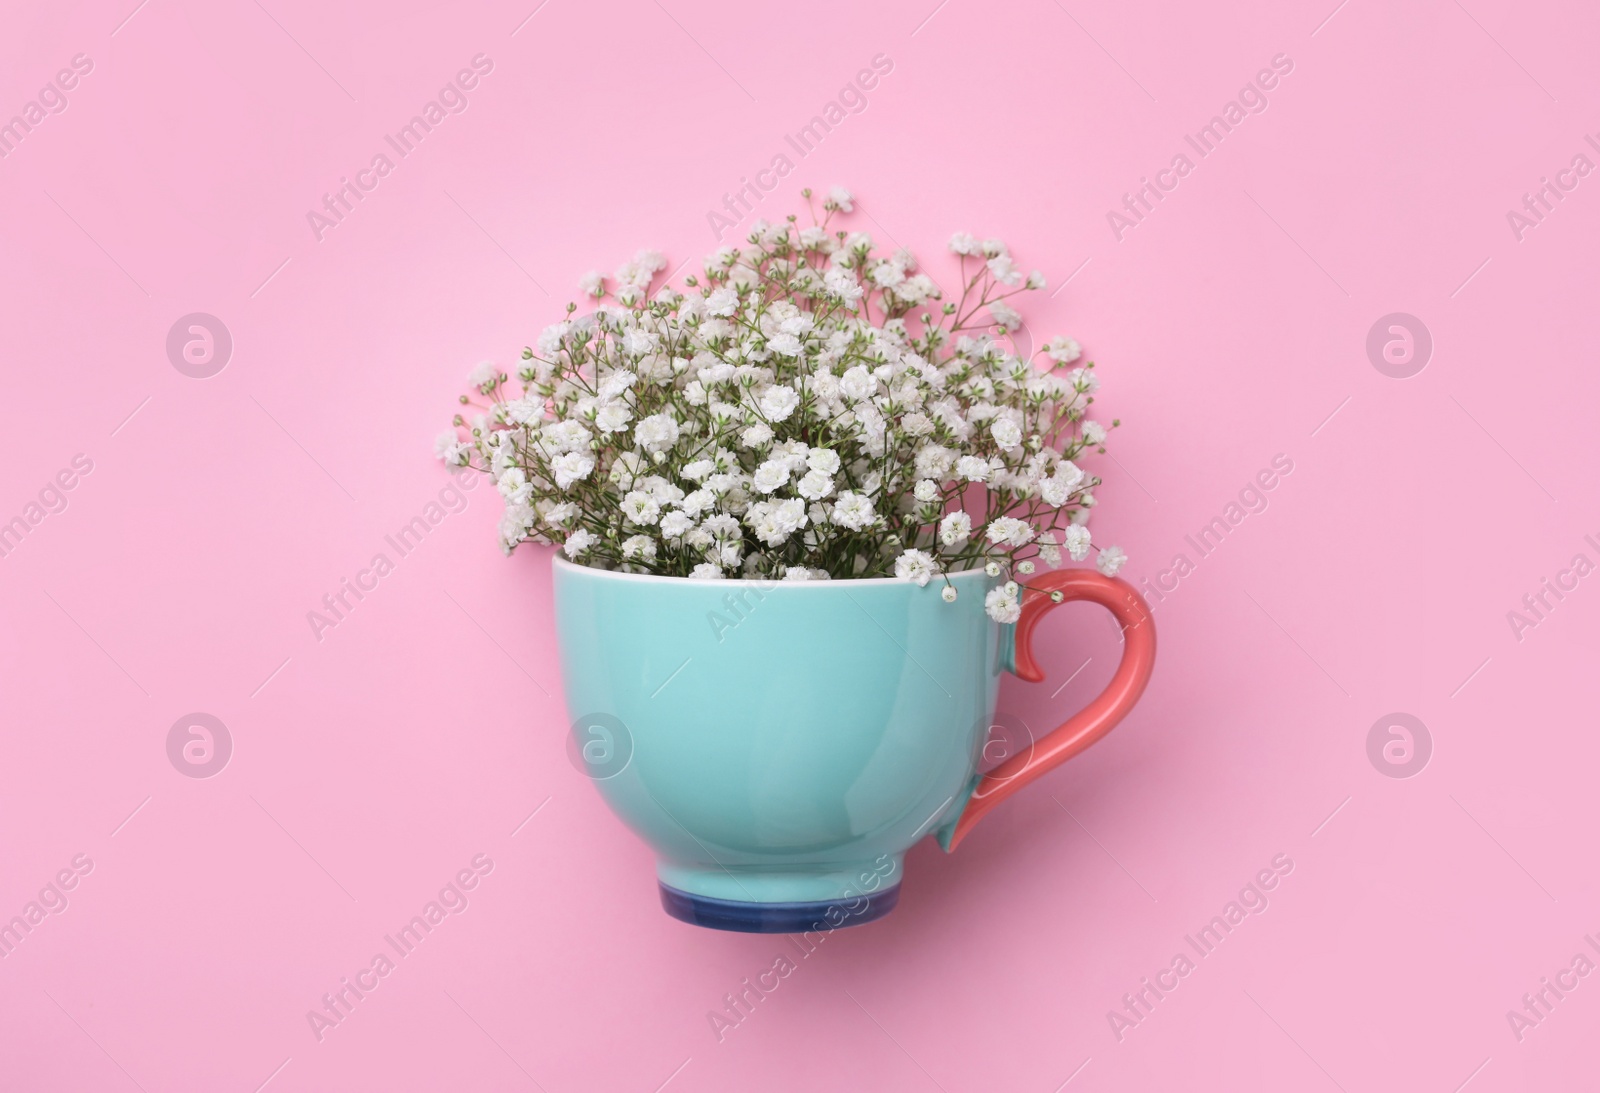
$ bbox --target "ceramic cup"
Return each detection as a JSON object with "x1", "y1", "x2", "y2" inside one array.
[{"x1": 552, "y1": 556, "x2": 1156, "y2": 932}]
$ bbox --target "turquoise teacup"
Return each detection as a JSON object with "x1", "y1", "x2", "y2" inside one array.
[{"x1": 552, "y1": 556, "x2": 1155, "y2": 932}]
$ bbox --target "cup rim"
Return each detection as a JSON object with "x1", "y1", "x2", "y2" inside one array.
[{"x1": 552, "y1": 554, "x2": 997, "y2": 587}]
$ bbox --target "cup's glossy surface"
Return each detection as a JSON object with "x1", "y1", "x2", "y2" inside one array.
[
  {"x1": 553, "y1": 559, "x2": 1002, "y2": 920},
  {"x1": 552, "y1": 556, "x2": 1156, "y2": 931}
]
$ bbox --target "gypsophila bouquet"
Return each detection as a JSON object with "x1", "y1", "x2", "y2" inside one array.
[{"x1": 436, "y1": 187, "x2": 1127, "y2": 623}]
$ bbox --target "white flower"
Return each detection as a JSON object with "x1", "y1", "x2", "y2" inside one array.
[
  {"x1": 990, "y1": 418, "x2": 1023, "y2": 452},
  {"x1": 543, "y1": 419, "x2": 592, "y2": 453},
  {"x1": 870, "y1": 260, "x2": 906, "y2": 288},
  {"x1": 1037, "y1": 533, "x2": 1062, "y2": 567},
  {"x1": 768, "y1": 441, "x2": 808, "y2": 472},
  {"x1": 601, "y1": 371, "x2": 640, "y2": 400},
  {"x1": 839, "y1": 365, "x2": 876, "y2": 401},
  {"x1": 594, "y1": 402, "x2": 633, "y2": 434},
  {"x1": 915, "y1": 444, "x2": 956, "y2": 479},
  {"x1": 948, "y1": 232, "x2": 980, "y2": 256},
  {"x1": 941, "y1": 585, "x2": 958, "y2": 602},
  {"x1": 1040, "y1": 461, "x2": 1085, "y2": 506},
  {"x1": 619, "y1": 535, "x2": 656, "y2": 561},
  {"x1": 690, "y1": 562, "x2": 725, "y2": 579},
  {"x1": 746, "y1": 498, "x2": 807, "y2": 545},
  {"x1": 700, "y1": 361, "x2": 737, "y2": 386},
  {"x1": 621, "y1": 491, "x2": 660, "y2": 526},
  {"x1": 563, "y1": 529, "x2": 595, "y2": 558},
  {"x1": 702, "y1": 514, "x2": 740, "y2": 539},
  {"x1": 796, "y1": 469, "x2": 835, "y2": 500},
  {"x1": 640, "y1": 477, "x2": 684, "y2": 505},
  {"x1": 894, "y1": 549, "x2": 938, "y2": 587},
  {"x1": 806, "y1": 447, "x2": 841, "y2": 475},
  {"x1": 956, "y1": 456, "x2": 991, "y2": 483},
  {"x1": 434, "y1": 430, "x2": 466, "y2": 464},
  {"x1": 985, "y1": 517, "x2": 1035, "y2": 548},
  {"x1": 753, "y1": 460, "x2": 790, "y2": 494},
  {"x1": 499, "y1": 504, "x2": 533, "y2": 549},
  {"x1": 503, "y1": 397, "x2": 540, "y2": 426},
  {"x1": 987, "y1": 255, "x2": 1023, "y2": 286},
  {"x1": 552, "y1": 451, "x2": 596, "y2": 489},
  {"x1": 939, "y1": 511, "x2": 972, "y2": 547},
  {"x1": 1063, "y1": 525, "x2": 1091, "y2": 561},
  {"x1": 1045, "y1": 336, "x2": 1082, "y2": 363},
  {"x1": 679, "y1": 489, "x2": 715, "y2": 517},
  {"x1": 988, "y1": 300, "x2": 1021, "y2": 329},
  {"x1": 984, "y1": 586, "x2": 1022, "y2": 624},
  {"x1": 768, "y1": 332, "x2": 803, "y2": 356},
  {"x1": 537, "y1": 322, "x2": 569, "y2": 355},
  {"x1": 760, "y1": 384, "x2": 800, "y2": 421},
  {"x1": 622, "y1": 328, "x2": 659, "y2": 356},
  {"x1": 830, "y1": 491, "x2": 876, "y2": 531},
  {"x1": 633, "y1": 413, "x2": 680, "y2": 453},
  {"x1": 443, "y1": 190, "x2": 1125, "y2": 581},
  {"x1": 898, "y1": 274, "x2": 940, "y2": 305},
  {"x1": 1096, "y1": 546, "x2": 1127, "y2": 577},
  {"x1": 705, "y1": 286, "x2": 739, "y2": 316},
  {"x1": 824, "y1": 266, "x2": 864, "y2": 308}
]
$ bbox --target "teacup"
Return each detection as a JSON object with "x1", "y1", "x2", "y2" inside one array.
[{"x1": 553, "y1": 557, "x2": 1155, "y2": 932}]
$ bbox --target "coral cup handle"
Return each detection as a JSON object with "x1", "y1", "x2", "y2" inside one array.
[{"x1": 943, "y1": 570, "x2": 1156, "y2": 851}]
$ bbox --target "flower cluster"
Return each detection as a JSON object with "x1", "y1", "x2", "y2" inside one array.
[{"x1": 437, "y1": 187, "x2": 1127, "y2": 622}]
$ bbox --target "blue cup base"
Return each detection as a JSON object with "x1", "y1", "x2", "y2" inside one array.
[{"x1": 659, "y1": 882, "x2": 901, "y2": 933}]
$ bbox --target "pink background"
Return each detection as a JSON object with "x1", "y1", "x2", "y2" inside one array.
[{"x1": 3, "y1": 0, "x2": 1598, "y2": 1089}]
